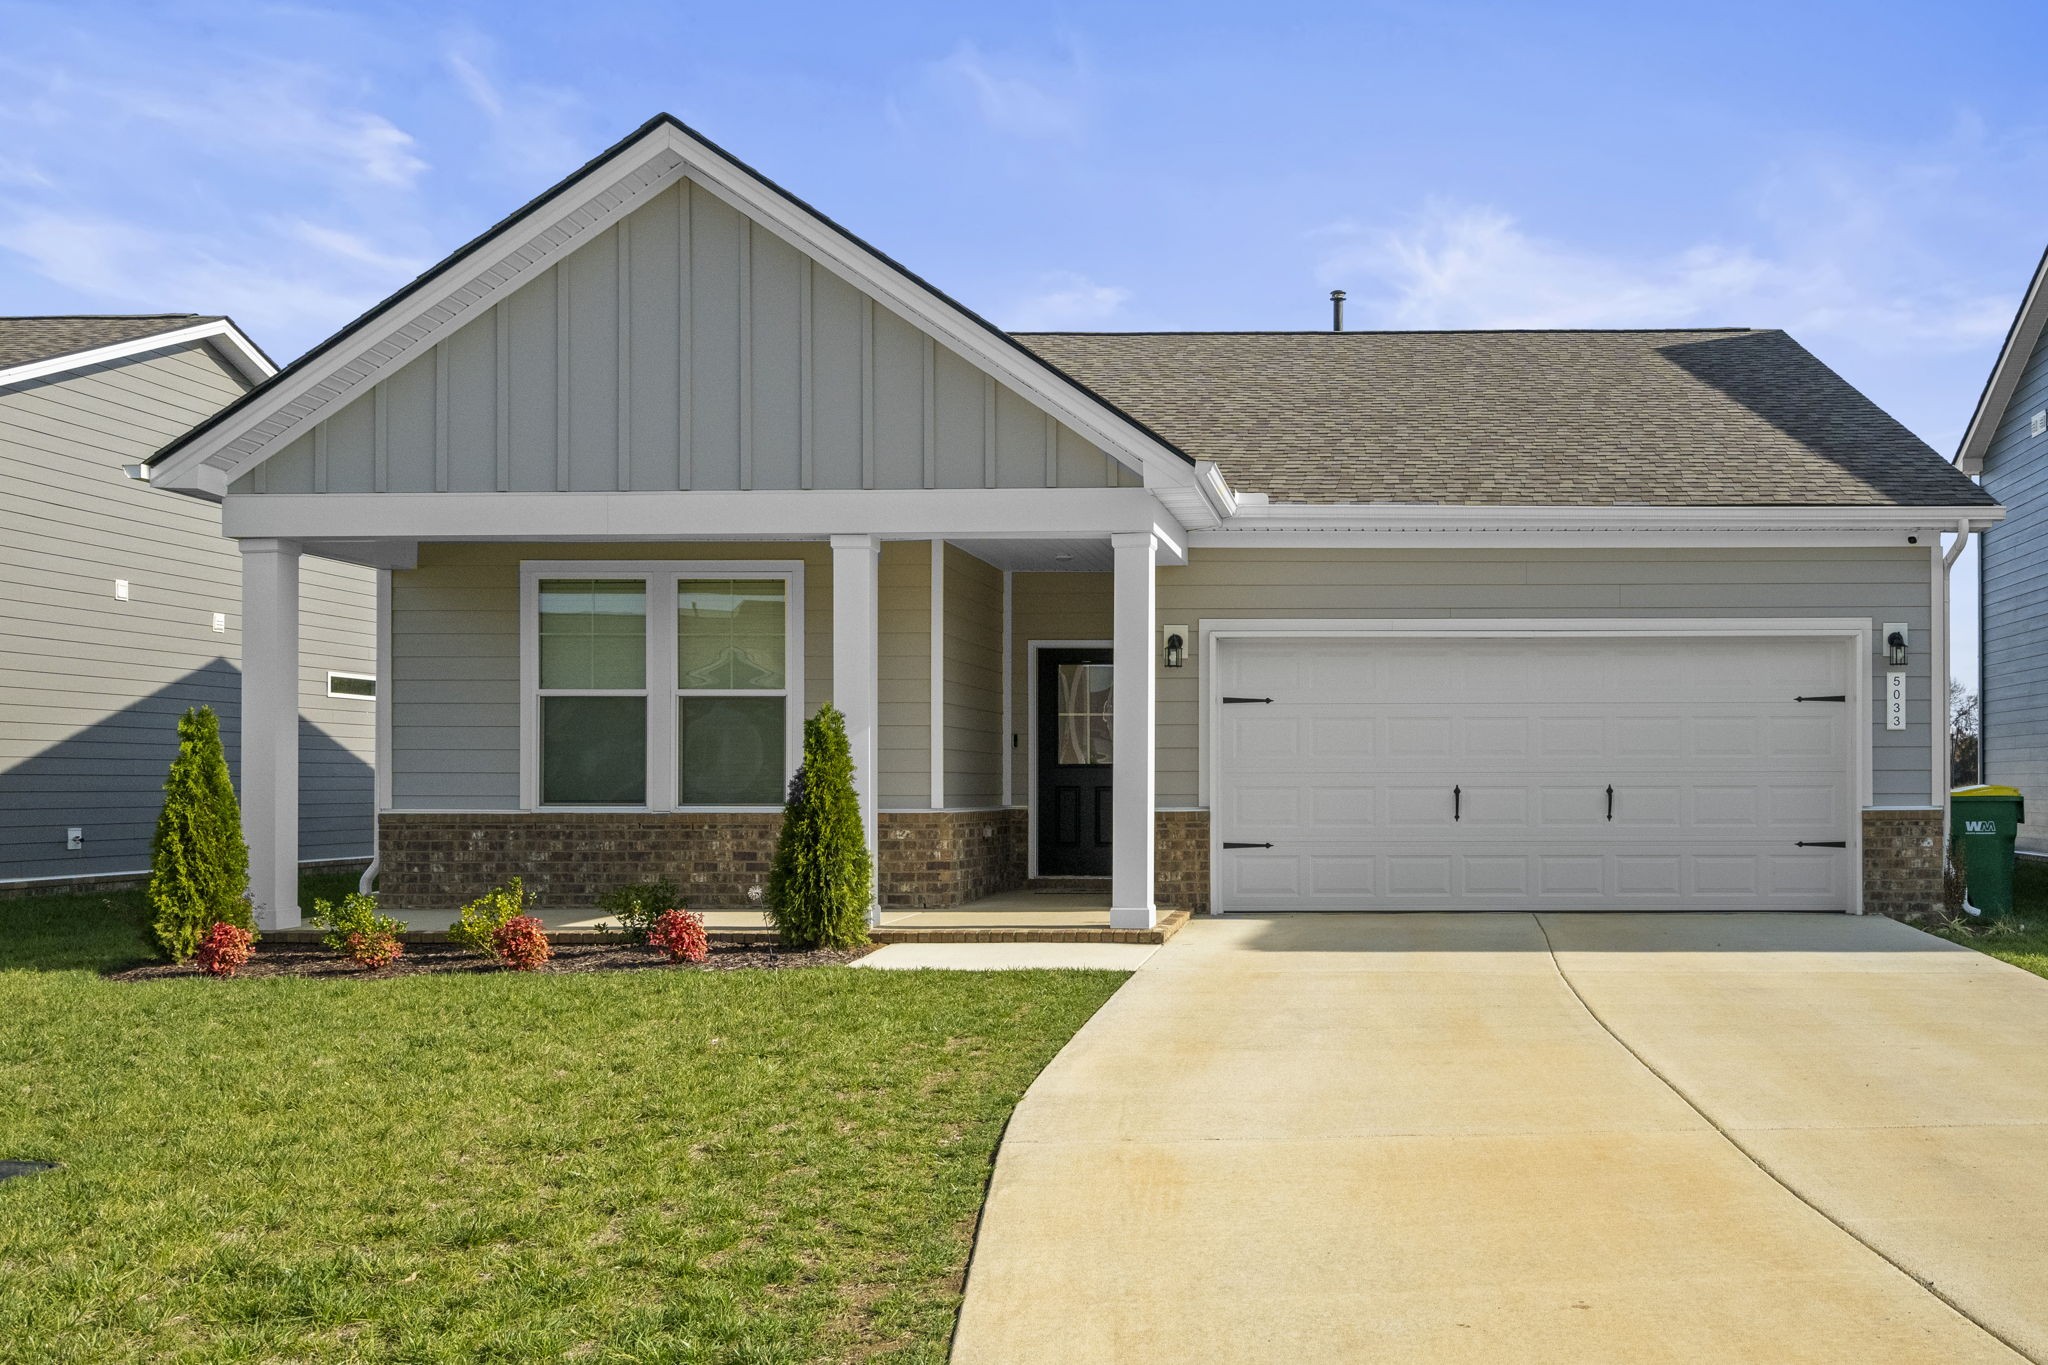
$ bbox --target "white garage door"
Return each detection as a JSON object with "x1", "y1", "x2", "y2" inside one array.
[{"x1": 1214, "y1": 634, "x2": 1856, "y2": 912}]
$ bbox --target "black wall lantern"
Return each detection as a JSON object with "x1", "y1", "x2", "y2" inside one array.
[
  {"x1": 1886, "y1": 629, "x2": 1909, "y2": 667},
  {"x1": 1163, "y1": 632, "x2": 1185, "y2": 669}
]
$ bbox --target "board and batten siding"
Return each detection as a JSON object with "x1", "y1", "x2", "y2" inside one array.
[
  {"x1": 389, "y1": 541, "x2": 835, "y2": 810},
  {"x1": 1154, "y1": 547, "x2": 1935, "y2": 809},
  {"x1": 1978, "y1": 326, "x2": 2048, "y2": 851},
  {"x1": 233, "y1": 181, "x2": 1141, "y2": 501},
  {"x1": 942, "y1": 544, "x2": 1004, "y2": 807},
  {"x1": 1, "y1": 342, "x2": 377, "y2": 882}
]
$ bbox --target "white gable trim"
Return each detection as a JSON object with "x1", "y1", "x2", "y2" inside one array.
[
  {"x1": 150, "y1": 118, "x2": 1224, "y2": 523},
  {"x1": 0, "y1": 318, "x2": 273, "y2": 391},
  {"x1": 1958, "y1": 242, "x2": 2048, "y2": 476}
]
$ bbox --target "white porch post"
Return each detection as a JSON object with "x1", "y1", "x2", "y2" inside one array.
[
  {"x1": 240, "y1": 537, "x2": 301, "y2": 930},
  {"x1": 1111, "y1": 531, "x2": 1157, "y2": 929},
  {"x1": 831, "y1": 534, "x2": 882, "y2": 921}
]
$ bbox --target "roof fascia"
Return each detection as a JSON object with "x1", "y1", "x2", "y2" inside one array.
[
  {"x1": 147, "y1": 115, "x2": 1226, "y2": 523},
  {"x1": 1208, "y1": 502, "x2": 2004, "y2": 535},
  {"x1": 0, "y1": 318, "x2": 273, "y2": 391},
  {"x1": 1957, "y1": 242, "x2": 2048, "y2": 476}
]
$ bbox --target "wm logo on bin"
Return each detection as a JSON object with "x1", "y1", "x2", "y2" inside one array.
[{"x1": 1963, "y1": 820, "x2": 1998, "y2": 834}]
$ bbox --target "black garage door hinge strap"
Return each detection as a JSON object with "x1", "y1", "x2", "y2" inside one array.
[
  {"x1": 1795, "y1": 840, "x2": 1848, "y2": 848},
  {"x1": 1794, "y1": 695, "x2": 1847, "y2": 703},
  {"x1": 1222, "y1": 841, "x2": 1275, "y2": 849},
  {"x1": 1222, "y1": 696, "x2": 1274, "y2": 704}
]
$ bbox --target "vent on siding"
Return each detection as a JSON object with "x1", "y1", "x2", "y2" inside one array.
[{"x1": 2032, "y1": 410, "x2": 2046, "y2": 438}]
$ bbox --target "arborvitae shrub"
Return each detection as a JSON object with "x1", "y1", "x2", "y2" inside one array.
[
  {"x1": 148, "y1": 706, "x2": 253, "y2": 962},
  {"x1": 766, "y1": 704, "x2": 873, "y2": 950}
]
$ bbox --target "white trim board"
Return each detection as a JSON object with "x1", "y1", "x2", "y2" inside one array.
[
  {"x1": 0, "y1": 318, "x2": 274, "y2": 393},
  {"x1": 1197, "y1": 617, "x2": 1876, "y2": 917},
  {"x1": 516, "y1": 558, "x2": 806, "y2": 813},
  {"x1": 1024, "y1": 638, "x2": 1114, "y2": 880}
]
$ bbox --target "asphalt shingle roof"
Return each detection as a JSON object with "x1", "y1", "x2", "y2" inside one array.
[
  {"x1": 1016, "y1": 328, "x2": 1994, "y2": 508},
  {"x1": 0, "y1": 315, "x2": 220, "y2": 372}
]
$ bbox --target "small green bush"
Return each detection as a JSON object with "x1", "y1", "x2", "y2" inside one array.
[
  {"x1": 148, "y1": 706, "x2": 254, "y2": 962},
  {"x1": 308, "y1": 891, "x2": 406, "y2": 967},
  {"x1": 597, "y1": 879, "x2": 683, "y2": 941},
  {"x1": 449, "y1": 878, "x2": 532, "y2": 959},
  {"x1": 767, "y1": 703, "x2": 873, "y2": 950}
]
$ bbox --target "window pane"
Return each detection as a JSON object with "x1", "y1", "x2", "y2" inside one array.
[
  {"x1": 678, "y1": 579, "x2": 786, "y2": 690},
  {"x1": 679, "y1": 696, "x2": 786, "y2": 804},
  {"x1": 539, "y1": 580, "x2": 646, "y2": 690},
  {"x1": 1056, "y1": 662, "x2": 1114, "y2": 765},
  {"x1": 542, "y1": 695, "x2": 646, "y2": 804}
]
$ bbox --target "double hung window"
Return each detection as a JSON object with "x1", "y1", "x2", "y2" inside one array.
[{"x1": 522, "y1": 563, "x2": 801, "y2": 809}]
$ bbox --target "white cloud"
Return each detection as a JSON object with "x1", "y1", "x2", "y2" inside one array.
[
  {"x1": 1319, "y1": 167, "x2": 2013, "y2": 354},
  {"x1": 442, "y1": 36, "x2": 587, "y2": 180},
  {"x1": 1004, "y1": 271, "x2": 1133, "y2": 330},
  {"x1": 924, "y1": 40, "x2": 1089, "y2": 138}
]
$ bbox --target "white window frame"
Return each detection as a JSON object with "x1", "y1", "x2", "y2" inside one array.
[
  {"x1": 519, "y1": 559, "x2": 806, "y2": 812},
  {"x1": 326, "y1": 670, "x2": 377, "y2": 700}
]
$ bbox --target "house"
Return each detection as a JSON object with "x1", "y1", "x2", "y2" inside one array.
[
  {"x1": 144, "y1": 115, "x2": 1998, "y2": 929},
  {"x1": 0, "y1": 314, "x2": 377, "y2": 890},
  {"x1": 1956, "y1": 245, "x2": 2048, "y2": 854}
]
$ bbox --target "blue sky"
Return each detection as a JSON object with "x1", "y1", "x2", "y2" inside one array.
[{"x1": 2, "y1": 0, "x2": 2041, "y2": 685}]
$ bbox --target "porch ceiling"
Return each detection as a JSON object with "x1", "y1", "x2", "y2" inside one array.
[{"x1": 952, "y1": 538, "x2": 1114, "y2": 572}]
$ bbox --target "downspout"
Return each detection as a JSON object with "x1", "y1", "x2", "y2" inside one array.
[{"x1": 1939, "y1": 518, "x2": 1973, "y2": 907}]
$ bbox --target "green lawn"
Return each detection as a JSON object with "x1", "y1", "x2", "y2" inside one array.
[
  {"x1": 0, "y1": 877, "x2": 1125, "y2": 1363},
  {"x1": 1928, "y1": 856, "x2": 2048, "y2": 980}
]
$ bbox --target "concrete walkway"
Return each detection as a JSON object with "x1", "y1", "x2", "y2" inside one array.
[{"x1": 952, "y1": 914, "x2": 2048, "y2": 1364}]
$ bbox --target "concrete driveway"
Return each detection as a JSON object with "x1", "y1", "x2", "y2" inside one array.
[{"x1": 952, "y1": 914, "x2": 2048, "y2": 1364}]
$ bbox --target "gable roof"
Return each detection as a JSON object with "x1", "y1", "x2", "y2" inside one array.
[
  {"x1": 1017, "y1": 328, "x2": 1994, "y2": 509},
  {"x1": 1956, "y1": 242, "x2": 2048, "y2": 477},
  {"x1": 146, "y1": 113, "x2": 1218, "y2": 522},
  {"x1": 0, "y1": 314, "x2": 273, "y2": 390}
]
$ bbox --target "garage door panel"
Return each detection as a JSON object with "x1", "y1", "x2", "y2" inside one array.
[{"x1": 1215, "y1": 635, "x2": 1855, "y2": 912}]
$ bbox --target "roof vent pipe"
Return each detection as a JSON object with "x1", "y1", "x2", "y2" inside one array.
[{"x1": 1330, "y1": 289, "x2": 1346, "y2": 332}]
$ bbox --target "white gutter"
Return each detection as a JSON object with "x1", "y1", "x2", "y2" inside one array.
[{"x1": 1206, "y1": 502, "x2": 2004, "y2": 534}]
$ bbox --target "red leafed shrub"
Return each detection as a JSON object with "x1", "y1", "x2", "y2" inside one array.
[
  {"x1": 491, "y1": 915, "x2": 551, "y2": 971},
  {"x1": 647, "y1": 908, "x2": 709, "y2": 964},
  {"x1": 193, "y1": 921, "x2": 254, "y2": 978},
  {"x1": 344, "y1": 927, "x2": 404, "y2": 969}
]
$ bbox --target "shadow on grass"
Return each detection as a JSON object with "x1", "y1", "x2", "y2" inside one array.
[{"x1": 0, "y1": 870, "x2": 363, "y2": 974}]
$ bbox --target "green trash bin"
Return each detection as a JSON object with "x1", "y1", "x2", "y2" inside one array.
[{"x1": 1951, "y1": 785, "x2": 2025, "y2": 917}]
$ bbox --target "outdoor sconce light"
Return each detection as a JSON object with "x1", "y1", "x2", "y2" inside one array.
[
  {"x1": 1886, "y1": 630, "x2": 1909, "y2": 667},
  {"x1": 1164, "y1": 633, "x2": 1186, "y2": 669}
]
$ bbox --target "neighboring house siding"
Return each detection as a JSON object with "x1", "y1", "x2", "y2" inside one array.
[
  {"x1": 1154, "y1": 547, "x2": 1935, "y2": 809},
  {"x1": 232, "y1": 181, "x2": 1141, "y2": 501},
  {"x1": 387, "y1": 541, "x2": 833, "y2": 810},
  {"x1": 1978, "y1": 331, "x2": 2048, "y2": 852},
  {"x1": 0, "y1": 342, "x2": 376, "y2": 882},
  {"x1": 943, "y1": 543, "x2": 1003, "y2": 807},
  {"x1": 1007, "y1": 571, "x2": 1113, "y2": 807}
]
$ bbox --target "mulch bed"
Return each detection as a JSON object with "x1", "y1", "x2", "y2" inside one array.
[{"x1": 107, "y1": 940, "x2": 874, "y2": 982}]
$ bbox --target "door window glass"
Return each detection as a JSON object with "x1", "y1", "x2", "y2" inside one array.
[{"x1": 1056, "y1": 662, "x2": 1114, "y2": 765}]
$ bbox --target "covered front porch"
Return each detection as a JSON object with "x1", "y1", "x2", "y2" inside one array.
[{"x1": 233, "y1": 509, "x2": 1189, "y2": 936}]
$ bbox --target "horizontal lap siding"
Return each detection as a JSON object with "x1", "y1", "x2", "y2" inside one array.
[
  {"x1": 243, "y1": 181, "x2": 1139, "y2": 501},
  {"x1": 1, "y1": 344, "x2": 375, "y2": 880},
  {"x1": 877, "y1": 541, "x2": 929, "y2": 807},
  {"x1": 388, "y1": 540, "x2": 835, "y2": 810},
  {"x1": 943, "y1": 544, "x2": 1003, "y2": 807},
  {"x1": 1156, "y1": 547, "x2": 1933, "y2": 809},
  {"x1": 1980, "y1": 333, "x2": 2048, "y2": 850}
]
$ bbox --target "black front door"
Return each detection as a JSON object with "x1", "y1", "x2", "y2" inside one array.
[{"x1": 1036, "y1": 648, "x2": 1113, "y2": 876}]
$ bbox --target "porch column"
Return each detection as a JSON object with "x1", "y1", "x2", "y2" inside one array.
[
  {"x1": 831, "y1": 534, "x2": 882, "y2": 920},
  {"x1": 1111, "y1": 531, "x2": 1157, "y2": 929},
  {"x1": 240, "y1": 537, "x2": 301, "y2": 930}
]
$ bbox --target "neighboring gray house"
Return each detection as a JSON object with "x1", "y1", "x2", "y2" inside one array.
[
  {"x1": 1957, "y1": 247, "x2": 2048, "y2": 854},
  {"x1": 145, "y1": 115, "x2": 1998, "y2": 928},
  {"x1": 0, "y1": 315, "x2": 377, "y2": 888}
]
